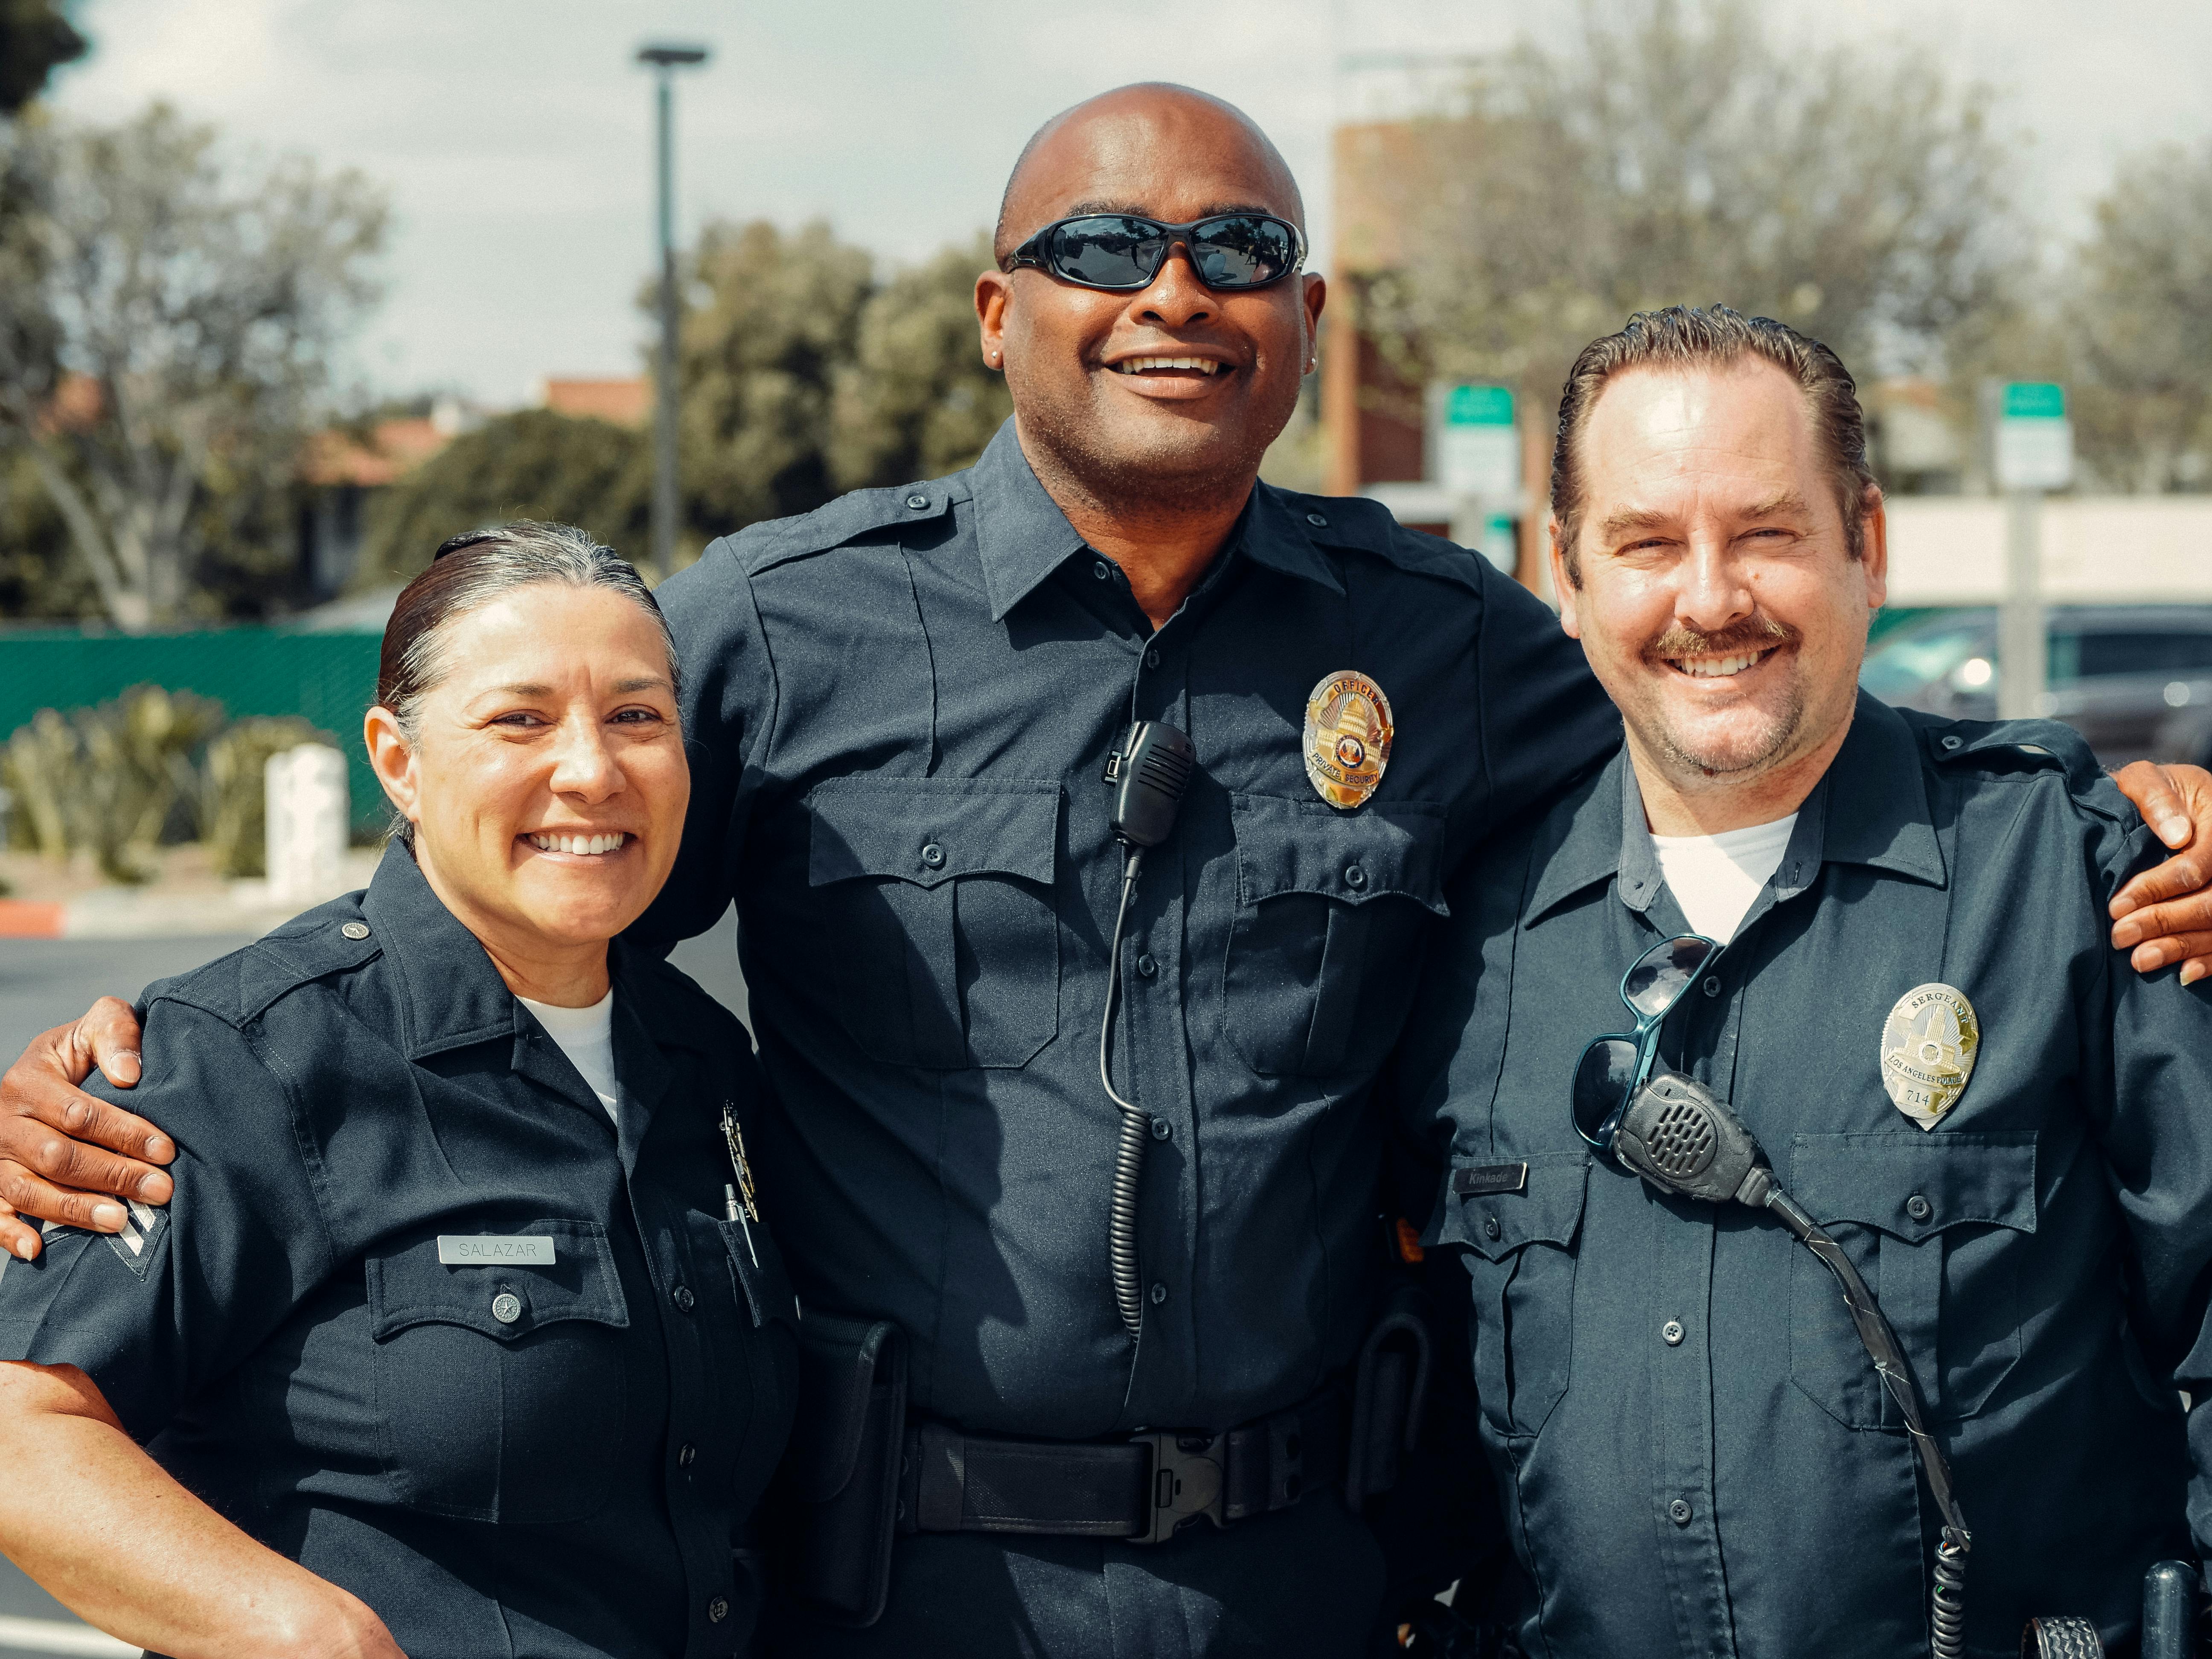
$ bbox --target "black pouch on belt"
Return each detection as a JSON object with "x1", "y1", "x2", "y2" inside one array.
[
  {"x1": 784, "y1": 1312, "x2": 908, "y2": 1627},
  {"x1": 1344, "y1": 1283, "x2": 1435, "y2": 1508}
]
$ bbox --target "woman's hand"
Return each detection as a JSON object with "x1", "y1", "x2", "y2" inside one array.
[
  {"x1": 0, "y1": 1362, "x2": 407, "y2": 1659},
  {"x1": 293, "y1": 1592, "x2": 410, "y2": 1659}
]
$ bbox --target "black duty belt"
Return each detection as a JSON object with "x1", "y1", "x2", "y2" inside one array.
[{"x1": 895, "y1": 1388, "x2": 1345, "y2": 1546}]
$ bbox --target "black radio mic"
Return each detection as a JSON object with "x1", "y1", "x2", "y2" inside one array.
[
  {"x1": 1099, "y1": 721, "x2": 1194, "y2": 1336},
  {"x1": 1104, "y1": 721, "x2": 1195, "y2": 849}
]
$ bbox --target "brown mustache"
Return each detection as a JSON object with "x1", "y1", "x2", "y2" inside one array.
[{"x1": 1643, "y1": 616, "x2": 1799, "y2": 663}]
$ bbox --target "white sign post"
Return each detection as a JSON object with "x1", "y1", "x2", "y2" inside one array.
[
  {"x1": 1432, "y1": 384, "x2": 1520, "y2": 574},
  {"x1": 1993, "y1": 383, "x2": 2072, "y2": 719},
  {"x1": 265, "y1": 744, "x2": 349, "y2": 906}
]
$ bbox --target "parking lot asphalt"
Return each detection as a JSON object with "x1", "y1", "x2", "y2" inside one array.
[{"x1": 0, "y1": 905, "x2": 748, "y2": 1655}]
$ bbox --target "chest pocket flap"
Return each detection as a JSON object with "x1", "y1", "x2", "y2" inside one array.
[
  {"x1": 1788, "y1": 1133, "x2": 2037, "y2": 1243},
  {"x1": 367, "y1": 1219, "x2": 628, "y2": 1342},
  {"x1": 364, "y1": 1219, "x2": 630, "y2": 1524},
  {"x1": 1443, "y1": 1154, "x2": 1589, "y2": 1438},
  {"x1": 809, "y1": 779, "x2": 1058, "y2": 890},
  {"x1": 1224, "y1": 795, "x2": 1448, "y2": 1078},
  {"x1": 1441, "y1": 1154, "x2": 1590, "y2": 1260},
  {"x1": 803, "y1": 778, "x2": 1062, "y2": 1069},
  {"x1": 1787, "y1": 1132, "x2": 2036, "y2": 1427},
  {"x1": 1231, "y1": 794, "x2": 1447, "y2": 913}
]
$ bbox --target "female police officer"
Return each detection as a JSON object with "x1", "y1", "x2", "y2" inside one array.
[{"x1": 0, "y1": 524, "x2": 797, "y2": 1658}]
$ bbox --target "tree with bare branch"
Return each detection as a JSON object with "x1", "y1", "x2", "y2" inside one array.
[
  {"x1": 0, "y1": 103, "x2": 385, "y2": 629},
  {"x1": 1356, "y1": 0, "x2": 2022, "y2": 453}
]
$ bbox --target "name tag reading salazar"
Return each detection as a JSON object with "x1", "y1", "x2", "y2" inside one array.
[{"x1": 437, "y1": 1235, "x2": 556, "y2": 1266}]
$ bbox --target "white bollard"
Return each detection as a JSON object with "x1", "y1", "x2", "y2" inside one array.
[{"x1": 265, "y1": 744, "x2": 349, "y2": 905}]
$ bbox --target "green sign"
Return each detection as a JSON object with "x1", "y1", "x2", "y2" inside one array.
[
  {"x1": 1444, "y1": 384, "x2": 1515, "y2": 426},
  {"x1": 2002, "y1": 382, "x2": 2066, "y2": 421}
]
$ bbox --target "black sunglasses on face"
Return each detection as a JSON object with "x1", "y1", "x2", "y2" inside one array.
[
  {"x1": 1570, "y1": 934, "x2": 1721, "y2": 1153},
  {"x1": 1002, "y1": 212, "x2": 1306, "y2": 293}
]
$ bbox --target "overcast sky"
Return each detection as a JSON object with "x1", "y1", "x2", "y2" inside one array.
[{"x1": 45, "y1": 0, "x2": 2212, "y2": 404}]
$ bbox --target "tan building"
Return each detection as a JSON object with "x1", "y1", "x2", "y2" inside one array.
[{"x1": 1321, "y1": 121, "x2": 1551, "y2": 596}]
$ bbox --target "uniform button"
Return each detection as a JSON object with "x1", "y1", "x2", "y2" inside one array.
[
  {"x1": 1344, "y1": 864, "x2": 1367, "y2": 890},
  {"x1": 490, "y1": 1292, "x2": 522, "y2": 1325},
  {"x1": 1906, "y1": 1193, "x2": 1933, "y2": 1223},
  {"x1": 707, "y1": 1596, "x2": 730, "y2": 1624},
  {"x1": 920, "y1": 842, "x2": 946, "y2": 868},
  {"x1": 1144, "y1": 647, "x2": 1161, "y2": 668},
  {"x1": 1306, "y1": 512, "x2": 1327, "y2": 527},
  {"x1": 1150, "y1": 1116, "x2": 1172, "y2": 1141},
  {"x1": 1662, "y1": 1319, "x2": 1685, "y2": 1346},
  {"x1": 1093, "y1": 559, "x2": 1111, "y2": 581},
  {"x1": 1483, "y1": 1214, "x2": 1501, "y2": 1242},
  {"x1": 678, "y1": 1442, "x2": 697, "y2": 1467},
  {"x1": 1669, "y1": 1498, "x2": 1694, "y2": 1527},
  {"x1": 1136, "y1": 952, "x2": 1158, "y2": 979},
  {"x1": 904, "y1": 492, "x2": 929, "y2": 510},
  {"x1": 1941, "y1": 735, "x2": 1963, "y2": 751},
  {"x1": 1702, "y1": 976, "x2": 1722, "y2": 998},
  {"x1": 672, "y1": 1284, "x2": 696, "y2": 1312},
  {"x1": 1149, "y1": 1282, "x2": 1168, "y2": 1306},
  {"x1": 340, "y1": 921, "x2": 370, "y2": 940}
]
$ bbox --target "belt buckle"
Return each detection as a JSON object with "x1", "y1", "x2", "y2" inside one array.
[{"x1": 1129, "y1": 1430, "x2": 1227, "y2": 1545}]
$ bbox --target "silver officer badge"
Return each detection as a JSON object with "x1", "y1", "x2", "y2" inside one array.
[{"x1": 1880, "y1": 983, "x2": 1981, "y2": 1130}]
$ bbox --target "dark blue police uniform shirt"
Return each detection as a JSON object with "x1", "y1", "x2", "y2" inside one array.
[
  {"x1": 0, "y1": 846, "x2": 799, "y2": 1659},
  {"x1": 1397, "y1": 694, "x2": 2212, "y2": 1658},
  {"x1": 637, "y1": 418, "x2": 1619, "y2": 1443}
]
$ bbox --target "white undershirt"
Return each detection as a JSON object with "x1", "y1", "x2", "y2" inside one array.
[
  {"x1": 1648, "y1": 815, "x2": 1799, "y2": 945},
  {"x1": 518, "y1": 990, "x2": 619, "y2": 1122}
]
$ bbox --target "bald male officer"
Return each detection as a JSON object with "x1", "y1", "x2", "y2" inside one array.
[
  {"x1": 6, "y1": 95, "x2": 2212, "y2": 1659},
  {"x1": 1398, "y1": 307, "x2": 2212, "y2": 1657}
]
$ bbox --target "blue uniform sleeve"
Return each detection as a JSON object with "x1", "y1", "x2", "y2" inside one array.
[
  {"x1": 1468, "y1": 561, "x2": 1619, "y2": 850},
  {"x1": 2085, "y1": 818, "x2": 2212, "y2": 1578},
  {"x1": 632, "y1": 536, "x2": 780, "y2": 955},
  {"x1": 0, "y1": 996, "x2": 335, "y2": 1442}
]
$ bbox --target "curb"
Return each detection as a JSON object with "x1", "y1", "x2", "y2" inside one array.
[{"x1": 0, "y1": 901, "x2": 65, "y2": 939}]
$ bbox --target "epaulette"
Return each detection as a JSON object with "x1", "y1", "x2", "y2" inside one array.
[
  {"x1": 1909, "y1": 711, "x2": 2112, "y2": 806},
  {"x1": 1266, "y1": 486, "x2": 1491, "y2": 597},
  {"x1": 728, "y1": 481, "x2": 961, "y2": 578},
  {"x1": 153, "y1": 894, "x2": 381, "y2": 1030}
]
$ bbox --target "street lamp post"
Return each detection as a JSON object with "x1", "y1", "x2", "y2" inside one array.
[{"x1": 637, "y1": 42, "x2": 709, "y2": 582}]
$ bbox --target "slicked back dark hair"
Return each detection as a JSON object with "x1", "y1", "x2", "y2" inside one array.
[
  {"x1": 375, "y1": 521, "x2": 678, "y2": 847},
  {"x1": 1549, "y1": 305, "x2": 1880, "y2": 586}
]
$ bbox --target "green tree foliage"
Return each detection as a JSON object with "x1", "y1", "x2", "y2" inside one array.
[
  {"x1": 829, "y1": 232, "x2": 1013, "y2": 491},
  {"x1": 2066, "y1": 141, "x2": 2212, "y2": 493},
  {"x1": 0, "y1": 103, "x2": 386, "y2": 629},
  {"x1": 1358, "y1": 0, "x2": 2019, "y2": 440},
  {"x1": 356, "y1": 409, "x2": 651, "y2": 588},
  {"x1": 676, "y1": 219, "x2": 875, "y2": 538},
  {"x1": 0, "y1": 0, "x2": 85, "y2": 117}
]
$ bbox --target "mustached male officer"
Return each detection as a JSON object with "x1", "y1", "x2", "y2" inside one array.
[
  {"x1": 7, "y1": 99, "x2": 2212, "y2": 1659},
  {"x1": 1398, "y1": 308, "x2": 2212, "y2": 1656}
]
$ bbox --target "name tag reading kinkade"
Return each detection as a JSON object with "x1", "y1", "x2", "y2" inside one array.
[{"x1": 437, "y1": 1235, "x2": 556, "y2": 1266}]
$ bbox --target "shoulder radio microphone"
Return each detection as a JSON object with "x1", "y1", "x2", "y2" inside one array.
[{"x1": 1099, "y1": 721, "x2": 1194, "y2": 1336}]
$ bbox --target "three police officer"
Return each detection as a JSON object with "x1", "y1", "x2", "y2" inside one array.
[{"x1": 8, "y1": 90, "x2": 2212, "y2": 1659}]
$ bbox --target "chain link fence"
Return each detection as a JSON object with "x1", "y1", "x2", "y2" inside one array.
[{"x1": 0, "y1": 627, "x2": 383, "y2": 835}]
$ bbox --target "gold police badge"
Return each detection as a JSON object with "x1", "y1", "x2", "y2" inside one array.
[
  {"x1": 1304, "y1": 670, "x2": 1394, "y2": 809},
  {"x1": 1879, "y1": 984, "x2": 1980, "y2": 1130}
]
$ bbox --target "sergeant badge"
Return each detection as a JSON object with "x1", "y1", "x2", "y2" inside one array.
[
  {"x1": 1303, "y1": 670, "x2": 1394, "y2": 810},
  {"x1": 1879, "y1": 983, "x2": 1981, "y2": 1130}
]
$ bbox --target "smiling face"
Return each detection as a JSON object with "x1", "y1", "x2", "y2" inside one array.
[
  {"x1": 976, "y1": 85, "x2": 1324, "y2": 513},
  {"x1": 364, "y1": 582, "x2": 688, "y2": 975},
  {"x1": 1552, "y1": 358, "x2": 1887, "y2": 825}
]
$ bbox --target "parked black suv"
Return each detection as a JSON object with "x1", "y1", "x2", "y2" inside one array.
[{"x1": 1860, "y1": 606, "x2": 2212, "y2": 768}]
